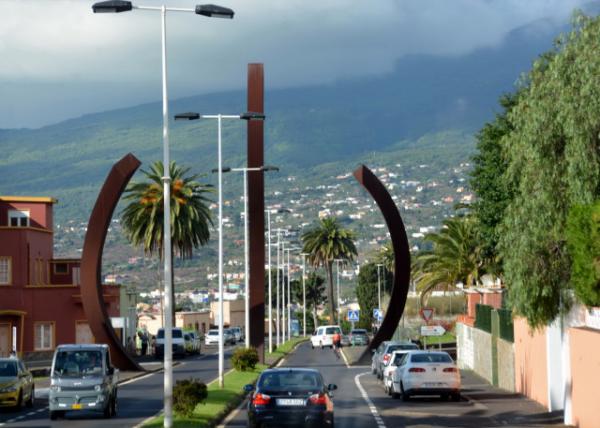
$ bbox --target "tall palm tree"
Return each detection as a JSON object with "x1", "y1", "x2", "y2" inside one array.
[
  {"x1": 121, "y1": 161, "x2": 213, "y2": 323},
  {"x1": 301, "y1": 217, "x2": 357, "y2": 324},
  {"x1": 413, "y1": 215, "x2": 482, "y2": 305}
]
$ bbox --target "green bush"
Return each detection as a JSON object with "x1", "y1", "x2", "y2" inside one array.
[
  {"x1": 475, "y1": 304, "x2": 492, "y2": 333},
  {"x1": 497, "y1": 308, "x2": 514, "y2": 342},
  {"x1": 566, "y1": 202, "x2": 600, "y2": 307},
  {"x1": 173, "y1": 378, "x2": 207, "y2": 417},
  {"x1": 231, "y1": 347, "x2": 259, "y2": 372}
]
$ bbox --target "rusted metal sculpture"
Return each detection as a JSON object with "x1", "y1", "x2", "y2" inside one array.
[
  {"x1": 247, "y1": 63, "x2": 266, "y2": 362},
  {"x1": 353, "y1": 165, "x2": 411, "y2": 358},
  {"x1": 81, "y1": 153, "x2": 143, "y2": 371}
]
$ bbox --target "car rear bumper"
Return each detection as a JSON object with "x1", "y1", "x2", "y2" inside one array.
[
  {"x1": 404, "y1": 387, "x2": 460, "y2": 396},
  {"x1": 249, "y1": 407, "x2": 332, "y2": 427}
]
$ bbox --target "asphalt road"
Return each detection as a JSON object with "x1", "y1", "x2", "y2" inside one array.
[
  {"x1": 224, "y1": 342, "x2": 568, "y2": 428},
  {"x1": 0, "y1": 344, "x2": 239, "y2": 428}
]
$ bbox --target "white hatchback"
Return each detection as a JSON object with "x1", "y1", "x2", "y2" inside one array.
[
  {"x1": 391, "y1": 351, "x2": 461, "y2": 401},
  {"x1": 382, "y1": 349, "x2": 414, "y2": 395},
  {"x1": 310, "y1": 325, "x2": 342, "y2": 349}
]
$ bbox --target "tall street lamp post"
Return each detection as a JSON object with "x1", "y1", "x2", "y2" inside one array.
[
  {"x1": 300, "y1": 252, "x2": 309, "y2": 337},
  {"x1": 265, "y1": 211, "x2": 273, "y2": 353},
  {"x1": 286, "y1": 247, "x2": 301, "y2": 341},
  {"x1": 217, "y1": 166, "x2": 279, "y2": 348},
  {"x1": 93, "y1": 2, "x2": 233, "y2": 426},
  {"x1": 376, "y1": 263, "x2": 383, "y2": 322},
  {"x1": 174, "y1": 111, "x2": 264, "y2": 389},
  {"x1": 334, "y1": 259, "x2": 343, "y2": 323}
]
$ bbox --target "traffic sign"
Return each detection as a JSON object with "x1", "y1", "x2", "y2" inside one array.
[
  {"x1": 347, "y1": 310, "x2": 360, "y2": 322},
  {"x1": 373, "y1": 308, "x2": 384, "y2": 321},
  {"x1": 420, "y1": 307, "x2": 434, "y2": 323},
  {"x1": 420, "y1": 325, "x2": 446, "y2": 336}
]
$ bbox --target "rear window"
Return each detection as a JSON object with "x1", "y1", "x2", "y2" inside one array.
[
  {"x1": 258, "y1": 371, "x2": 323, "y2": 392},
  {"x1": 410, "y1": 353, "x2": 453, "y2": 363},
  {"x1": 208, "y1": 330, "x2": 218, "y2": 336},
  {"x1": 351, "y1": 329, "x2": 367, "y2": 335},
  {"x1": 157, "y1": 329, "x2": 183, "y2": 339},
  {"x1": 0, "y1": 361, "x2": 17, "y2": 377},
  {"x1": 392, "y1": 352, "x2": 409, "y2": 365},
  {"x1": 325, "y1": 327, "x2": 340, "y2": 335},
  {"x1": 387, "y1": 344, "x2": 418, "y2": 353}
]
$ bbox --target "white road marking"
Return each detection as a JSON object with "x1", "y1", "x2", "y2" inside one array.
[{"x1": 355, "y1": 371, "x2": 387, "y2": 428}]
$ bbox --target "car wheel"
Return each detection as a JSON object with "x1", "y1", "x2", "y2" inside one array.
[
  {"x1": 441, "y1": 393, "x2": 449, "y2": 401},
  {"x1": 401, "y1": 383, "x2": 410, "y2": 401},
  {"x1": 26, "y1": 386, "x2": 34, "y2": 408},
  {"x1": 451, "y1": 392, "x2": 461, "y2": 402},
  {"x1": 50, "y1": 411, "x2": 58, "y2": 420},
  {"x1": 14, "y1": 389, "x2": 23, "y2": 410}
]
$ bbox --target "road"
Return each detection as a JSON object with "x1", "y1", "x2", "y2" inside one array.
[
  {"x1": 0, "y1": 344, "x2": 239, "y2": 428},
  {"x1": 224, "y1": 342, "x2": 567, "y2": 428}
]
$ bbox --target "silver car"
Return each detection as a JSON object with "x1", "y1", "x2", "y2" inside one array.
[
  {"x1": 372, "y1": 341, "x2": 419, "y2": 380},
  {"x1": 49, "y1": 344, "x2": 118, "y2": 420}
]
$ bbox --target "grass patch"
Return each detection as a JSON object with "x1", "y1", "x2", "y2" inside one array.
[{"x1": 422, "y1": 332, "x2": 456, "y2": 345}]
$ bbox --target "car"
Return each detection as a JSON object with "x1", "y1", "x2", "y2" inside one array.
[
  {"x1": 349, "y1": 329, "x2": 369, "y2": 346},
  {"x1": 183, "y1": 333, "x2": 201, "y2": 355},
  {"x1": 341, "y1": 334, "x2": 350, "y2": 347},
  {"x1": 382, "y1": 349, "x2": 415, "y2": 395},
  {"x1": 186, "y1": 331, "x2": 202, "y2": 354},
  {"x1": 391, "y1": 351, "x2": 461, "y2": 401},
  {"x1": 48, "y1": 344, "x2": 118, "y2": 420},
  {"x1": 244, "y1": 368, "x2": 336, "y2": 428},
  {"x1": 223, "y1": 328, "x2": 236, "y2": 345},
  {"x1": 0, "y1": 357, "x2": 34, "y2": 409},
  {"x1": 205, "y1": 329, "x2": 220, "y2": 345},
  {"x1": 372, "y1": 341, "x2": 419, "y2": 380},
  {"x1": 310, "y1": 325, "x2": 342, "y2": 349},
  {"x1": 155, "y1": 328, "x2": 186, "y2": 358},
  {"x1": 230, "y1": 326, "x2": 244, "y2": 343}
]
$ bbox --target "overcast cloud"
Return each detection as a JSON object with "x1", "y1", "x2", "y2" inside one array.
[{"x1": 0, "y1": 0, "x2": 588, "y2": 128}]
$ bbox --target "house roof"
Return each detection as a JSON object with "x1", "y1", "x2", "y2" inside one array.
[{"x1": 0, "y1": 196, "x2": 57, "y2": 204}]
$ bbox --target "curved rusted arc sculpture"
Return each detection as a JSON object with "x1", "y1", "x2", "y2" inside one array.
[
  {"x1": 81, "y1": 153, "x2": 143, "y2": 371},
  {"x1": 353, "y1": 164, "x2": 411, "y2": 360}
]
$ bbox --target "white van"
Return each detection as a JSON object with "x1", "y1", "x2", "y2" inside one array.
[{"x1": 310, "y1": 325, "x2": 342, "y2": 349}]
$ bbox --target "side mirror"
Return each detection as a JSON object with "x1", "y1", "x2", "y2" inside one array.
[
  {"x1": 243, "y1": 384, "x2": 254, "y2": 393},
  {"x1": 327, "y1": 384, "x2": 337, "y2": 391}
]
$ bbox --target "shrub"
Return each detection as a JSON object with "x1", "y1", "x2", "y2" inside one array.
[
  {"x1": 173, "y1": 378, "x2": 207, "y2": 417},
  {"x1": 231, "y1": 347, "x2": 259, "y2": 372},
  {"x1": 474, "y1": 304, "x2": 492, "y2": 333}
]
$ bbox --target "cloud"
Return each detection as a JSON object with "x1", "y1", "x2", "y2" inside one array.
[{"x1": 0, "y1": 0, "x2": 588, "y2": 127}]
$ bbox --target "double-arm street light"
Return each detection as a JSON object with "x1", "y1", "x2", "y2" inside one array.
[
  {"x1": 334, "y1": 259, "x2": 344, "y2": 322},
  {"x1": 93, "y1": 2, "x2": 233, "y2": 426},
  {"x1": 174, "y1": 111, "x2": 265, "y2": 389},
  {"x1": 300, "y1": 252, "x2": 309, "y2": 337},
  {"x1": 215, "y1": 166, "x2": 279, "y2": 348},
  {"x1": 285, "y1": 247, "x2": 301, "y2": 341},
  {"x1": 272, "y1": 228, "x2": 287, "y2": 346}
]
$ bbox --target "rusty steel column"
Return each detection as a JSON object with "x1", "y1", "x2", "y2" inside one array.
[
  {"x1": 247, "y1": 63, "x2": 266, "y2": 362},
  {"x1": 353, "y1": 165, "x2": 411, "y2": 360},
  {"x1": 81, "y1": 153, "x2": 143, "y2": 371}
]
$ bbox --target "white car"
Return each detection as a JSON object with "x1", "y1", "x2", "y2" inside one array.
[
  {"x1": 391, "y1": 351, "x2": 461, "y2": 401},
  {"x1": 204, "y1": 329, "x2": 220, "y2": 345},
  {"x1": 310, "y1": 325, "x2": 342, "y2": 349},
  {"x1": 382, "y1": 349, "x2": 414, "y2": 395},
  {"x1": 230, "y1": 326, "x2": 244, "y2": 342}
]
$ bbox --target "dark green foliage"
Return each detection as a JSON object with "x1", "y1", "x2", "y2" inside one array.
[
  {"x1": 566, "y1": 202, "x2": 600, "y2": 306},
  {"x1": 496, "y1": 308, "x2": 514, "y2": 342},
  {"x1": 173, "y1": 378, "x2": 207, "y2": 417},
  {"x1": 231, "y1": 347, "x2": 259, "y2": 372},
  {"x1": 475, "y1": 304, "x2": 492, "y2": 333},
  {"x1": 356, "y1": 263, "x2": 393, "y2": 330}
]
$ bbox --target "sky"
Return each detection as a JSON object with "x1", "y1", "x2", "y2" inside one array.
[{"x1": 0, "y1": 0, "x2": 589, "y2": 129}]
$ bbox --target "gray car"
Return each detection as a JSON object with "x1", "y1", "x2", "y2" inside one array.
[
  {"x1": 49, "y1": 344, "x2": 118, "y2": 420},
  {"x1": 372, "y1": 341, "x2": 419, "y2": 379}
]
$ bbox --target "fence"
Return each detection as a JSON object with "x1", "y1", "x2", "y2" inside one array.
[{"x1": 475, "y1": 304, "x2": 492, "y2": 332}]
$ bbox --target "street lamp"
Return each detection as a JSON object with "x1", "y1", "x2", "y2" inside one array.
[
  {"x1": 376, "y1": 263, "x2": 384, "y2": 319},
  {"x1": 174, "y1": 111, "x2": 264, "y2": 389},
  {"x1": 334, "y1": 259, "x2": 344, "y2": 323},
  {"x1": 215, "y1": 166, "x2": 279, "y2": 348},
  {"x1": 285, "y1": 247, "x2": 301, "y2": 341},
  {"x1": 93, "y1": 2, "x2": 233, "y2": 426},
  {"x1": 300, "y1": 253, "x2": 309, "y2": 337},
  {"x1": 272, "y1": 228, "x2": 287, "y2": 346}
]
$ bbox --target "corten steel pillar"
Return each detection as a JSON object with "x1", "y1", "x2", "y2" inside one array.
[
  {"x1": 353, "y1": 165, "x2": 411, "y2": 360},
  {"x1": 247, "y1": 63, "x2": 266, "y2": 362},
  {"x1": 81, "y1": 153, "x2": 143, "y2": 371}
]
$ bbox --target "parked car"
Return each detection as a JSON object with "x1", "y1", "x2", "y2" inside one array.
[
  {"x1": 382, "y1": 349, "x2": 415, "y2": 395},
  {"x1": 49, "y1": 344, "x2": 118, "y2": 420},
  {"x1": 349, "y1": 329, "x2": 369, "y2": 346},
  {"x1": 223, "y1": 328, "x2": 236, "y2": 345},
  {"x1": 391, "y1": 351, "x2": 461, "y2": 401},
  {"x1": 183, "y1": 333, "x2": 201, "y2": 355},
  {"x1": 0, "y1": 357, "x2": 34, "y2": 409},
  {"x1": 244, "y1": 368, "x2": 336, "y2": 428},
  {"x1": 230, "y1": 326, "x2": 244, "y2": 343},
  {"x1": 341, "y1": 334, "x2": 350, "y2": 347},
  {"x1": 310, "y1": 325, "x2": 342, "y2": 349},
  {"x1": 155, "y1": 328, "x2": 186, "y2": 358},
  {"x1": 186, "y1": 331, "x2": 202, "y2": 354},
  {"x1": 205, "y1": 329, "x2": 220, "y2": 346},
  {"x1": 372, "y1": 341, "x2": 419, "y2": 379}
]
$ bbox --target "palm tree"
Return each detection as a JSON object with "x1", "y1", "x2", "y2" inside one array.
[
  {"x1": 301, "y1": 217, "x2": 357, "y2": 324},
  {"x1": 413, "y1": 215, "x2": 482, "y2": 305},
  {"x1": 121, "y1": 161, "x2": 213, "y2": 323}
]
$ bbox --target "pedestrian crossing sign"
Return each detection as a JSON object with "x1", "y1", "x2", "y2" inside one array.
[{"x1": 347, "y1": 310, "x2": 360, "y2": 322}]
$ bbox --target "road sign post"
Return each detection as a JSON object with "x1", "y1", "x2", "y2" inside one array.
[{"x1": 347, "y1": 309, "x2": 359, "y2": 330}]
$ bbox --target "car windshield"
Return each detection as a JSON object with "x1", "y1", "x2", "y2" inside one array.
[
  {"x1": 258, "y1": 371, "x2": 323, "y2": 392},
  {"x1": 351, "y1": 330, "x2": 367, "y2": 335},
  {"x1": 387, "y1": 344, "x2": 418, "y2": 353},
  {"x1": 411, "y1": 353, "x2": 453, "y2": 363},
  {"x1": 53, "y1": 350, "x2": 103, "y2": 378},
  {"x1": 0, "y1": 361, "x2": 17, "y2": 377},
  {"x1": 325, "y1": 327, "x2": 340, "y2": 335},
  {"x1": 208, "y1": 331, "x2": 218, "y2": 336},
  {"x1": 157, "y1": 329, "x2": 183, "y2": 339}
]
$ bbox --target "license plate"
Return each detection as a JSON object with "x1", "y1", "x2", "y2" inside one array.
[
  {"x1": 71, "y1": 403, "x2": 83, "y2": 410},
  {"x1": 423, "y1": 382, "x2": 445, "y2": 387},
  {"x1": 276, "y1": 398, "x2": 305, "y2": 406}
]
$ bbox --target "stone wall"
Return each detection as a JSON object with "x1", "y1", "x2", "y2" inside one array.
[
  {"x1": 497, "y1": 337, "x2": 515, "y2": 391},
  {"x1": 471, "y1": 326, "x2": 493, "y2": 384}
]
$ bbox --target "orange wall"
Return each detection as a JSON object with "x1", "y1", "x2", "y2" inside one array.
[
  {"x1": 514, "y1": 317, "x2": 548, "y2": 408},
  {"x1": 570, "y1": 327, "x2": 600, "y2": 428}
]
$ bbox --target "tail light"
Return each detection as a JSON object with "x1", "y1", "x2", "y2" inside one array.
[
  {"x1": 382, "y1": 354, "x2": 391, "y2": 365},
  {"x1": 443, "y1": 367, "x2": 458, "y2": 373},
  {"x1": 252, "y1": 392, "x2": 271, "y2": 406},
  {"x1": 309, "y1": 393, "x2": 327, "y2": 405},
  {"x1": 409, "y1": 367, "x2": 425, "y2": 373}
]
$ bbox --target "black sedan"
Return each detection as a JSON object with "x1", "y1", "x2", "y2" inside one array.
[{"x1": 244, "y1": 368, "x2": 336, "y2": 428}]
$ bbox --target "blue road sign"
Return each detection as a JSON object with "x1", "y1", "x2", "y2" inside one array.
[
  {"x1": 347, "y1": 310, "x2": 360, "y2": 322},
  {"x1": 373, "y1": 308, "x2": 383, "y2": 321}
]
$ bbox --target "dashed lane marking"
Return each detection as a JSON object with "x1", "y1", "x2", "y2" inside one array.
[{"x1": 355, "y1": 371, "x2": 387, "y2": 428}]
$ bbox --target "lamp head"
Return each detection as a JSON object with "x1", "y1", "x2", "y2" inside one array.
[
  {"x1": 92, "y1": 0, "x2": 133, "y2": 13},
  {"x1": 196, "y1": 4, "x2": 234, "y2": 18},
  {"x1": 240, "y1": 111, "x2": 266, "y2": 121},
  {"x1": 174, "y1": 112, "x2": 200, "y2": 121}
]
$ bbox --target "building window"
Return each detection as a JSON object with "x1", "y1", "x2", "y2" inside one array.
[
  {"x1": 53, "y1": 263, "x2": 68, "y2": 275},
  {"x1": 0, "y1": 257, "x2": 11, "y2": 285},
  {"x1": 8, "y1": 210, "x2": 30, "y2": 227},
  {"x1": 34, "y1": 322, "x2": 54, "y2": 350}
]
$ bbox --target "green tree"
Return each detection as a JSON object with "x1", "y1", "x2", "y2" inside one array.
[
  {"x1": 301, "y1": 217, "x2": 357, "y2": 324},
  {"x1": 373, "y1": 241, "x2": 395, "y2": 273},
  {"x1": 498, "y1": 13, "x2": 600, "y2": 327},
  {"x1": 299, "y1": 272, "x2": 327, "y2": 330},
  {"x1": 355, "y1": 262, "x2": 392, "y2": 330},
  {"x1": 121, "y1": 161, "x2": 213, "y2": 323},
  {"x1": 413, "y1": 216, "x2": 482, "y2": 305}
]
